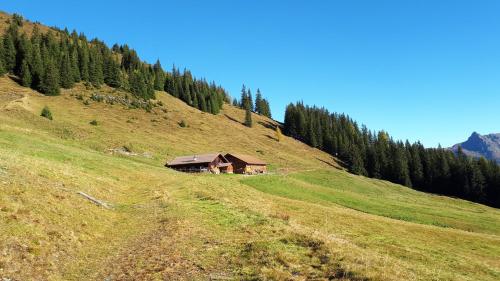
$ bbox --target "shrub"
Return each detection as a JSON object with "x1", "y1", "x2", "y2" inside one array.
[
  {"x1": 178, "y1": 120, "x2": 187, "y2": 128},
  {"x1": 40, "y1": 106, "x2": 53, "y2": 120},
  {"x1": 89, "y1": 120, "x2": 98, "y2": 126},
  {"x1": 84, "y1": 81, "x2": 93, "y2": 90},
  {"x1": 90, "y1": 93, "x2": 104, "y2": 102},
  {"x1": 83, "y1": 99, "x2": 90, "y2": 106}
]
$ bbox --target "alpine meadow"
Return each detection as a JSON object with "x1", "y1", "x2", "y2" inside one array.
[{"x1": 0, "y1": 5, "x2": 499, "y2": 281}]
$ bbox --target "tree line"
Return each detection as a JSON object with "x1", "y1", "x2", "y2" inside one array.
[
  {"x1": 232, "y1": 85, "x2": 272, "y2": 127},
  {"x1": 284, "y1": 102, "x2": 500, "y2": 207},
  {"x1": 232, "y1": 84, "x2": 272, "y2": 124},
  {"x1": 0, "y1": 14, "x2": 229, "y2": 114}
]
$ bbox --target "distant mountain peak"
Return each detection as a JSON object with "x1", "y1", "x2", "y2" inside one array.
[
  {"x1": 469, "y1": 131, "x2": 481, "y2": 138},
  {"x1": 451, "y1": 132, "x2": 500, "y2": 163}
]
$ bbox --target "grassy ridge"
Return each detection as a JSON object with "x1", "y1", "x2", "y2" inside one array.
[
  {"x1": 242, "y1": 172, "x2": 500, "y2": 280},
  {"x1": 242, "y1": 170, "x2": 500, "y2": 235}
]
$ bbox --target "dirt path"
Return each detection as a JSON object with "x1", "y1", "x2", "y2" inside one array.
[{"x1": 95, "y1": 219, "x2": 209, "y2": 281}]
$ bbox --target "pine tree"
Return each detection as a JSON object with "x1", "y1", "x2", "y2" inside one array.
[
  {"x1": 129, "y1": 70, "x2": 150, "y2": 99},
  {"x1": 14, "y1": 34, "x2": 31, "y2": 77},
  {"x1": 240, "y1": 84, "x2": 247, "y2": 109},
  {"x1": 153, "y1": 59, "x2": 165, "y2": 90},
  {"x1": 78, "y1": 42, "x2": 90, "y2": 81},
  {"x1": 247, "y1": 89, "x2": 253, "y2": 111},
  {"x1": 2, "y1": 33, "x2": 16, "y2": 72},
  {"x1": 104, "y1": 59, "x2": 121, "y2": 88},
  {"x1": 40, "y1": 58, "x2": 60, "y2": 96},
  {"x1": 89, "y1": 47, "x2": 103, "y2": 87},
  {"x1": 0, "y1": 42, "x2": 6, "y2": 75},
  {"x1": 29, "y1": 42, "x2": 43, "y2": 90},
  {"x1": 70, "y1": 46, "x2": 81, "y2": 82},
  {"x1": 19, "y1": 59, "x2": 31, "y2": 87},
  {"x1": 262, "y1": 99, "x2": 272, "y2": 118},
  {"x1": 200, "y1": 94, "x2": 208, "y2": 112},
  {"x1": 244, "y1": 108, "x2": 252, "y2": 127},
  {"x1": 255, "y1": 89, "x2": 263, "y2": 114},
  {"x1": 192, "y1": 90, "x2": 199, "y2": 109},
  {"x1": 60, "y1": 53, "x2": 73, "y2": 88}
]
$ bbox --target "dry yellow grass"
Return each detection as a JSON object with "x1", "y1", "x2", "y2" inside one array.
[
  {"x1": 0, "y1": 76, "x2": 499, "y2": 281},
  {"x1": 0, "y1": 11, "x2": 53, "y2": 36}
]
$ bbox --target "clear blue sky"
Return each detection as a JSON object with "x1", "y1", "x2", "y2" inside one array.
[{"x1": 3, "y1": 1, "x2": 499, "y2": 147}]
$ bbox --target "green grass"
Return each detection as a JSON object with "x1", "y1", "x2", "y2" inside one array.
[
  {"x1": 242, "y1": 170, "x2": 500, "y2": 235},
  {"x1": 0, "y1": 76, "x2": 499, "y2": 280}
]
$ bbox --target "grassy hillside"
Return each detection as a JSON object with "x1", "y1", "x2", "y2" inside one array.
[{"x1": 0, "y1": 76, "x2": 499, "y2": 281}]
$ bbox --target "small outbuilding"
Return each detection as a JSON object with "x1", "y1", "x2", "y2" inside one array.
[
  {"x1": 165, "y1": 153, "x2": 233, "y2": 174},
  {"x1": 224, "y1": 153, "x2": 267, "y2": 174}
]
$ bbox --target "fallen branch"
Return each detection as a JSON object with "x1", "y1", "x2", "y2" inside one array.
[{"x1": 77, "y1": 191, "x2": 112, "y2": 209}]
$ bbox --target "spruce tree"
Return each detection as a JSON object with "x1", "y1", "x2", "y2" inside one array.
[
  {"x1": 14, "y1": 34, "x2": 31, "y2": 77},
  {"x1": 247, "y1": 89, "x2": 253, "y2": 111},
  {"x1": 2, "y1": 33, "x2": 16, "y2": 72},
  {"x1": 70, "y1": 47, "x2": 81, "y2": 82},
  {"x1": 0, "y1": 42, "x2": 6, "y2": 75},
  {"x1": 29, "y1": 42, "x2": 43, "y2": 90},
  {"x1": 153, "y1": 59, "x2": 165, "y2": 90},
  {"x1": 89, "y1": 47, "x2": 103, "y2": 87},
  {"x1": 78, "y1": 43, "x2": 90, "y2": 81},
  {"x1": 200, "y1": 94, "x2": 208, "y2": 112},
  {"x1": 255, "y1": 89, "x2": 263, "y2": 114},
  {"x1": 244, "y1": 108, "x2": 252, "y2": 127},
  {"x1": 19, "y1": 59, "x2": 31, "y2": 87},
  {"x1": 240, "y1": 84, "x2": 247, "y2": 109},
  {"x1": 105, "y1": 59, "x2": 121, "y2": 88},
  {"x1": 40, "y1": 58, "x2": 60, "y2": 96},
  {"x1": 129, "y1": 70, "x2": 149, "y2": 99},
  {"x1": 60, "y1": 53, "x2": 74, "y2": 88}
]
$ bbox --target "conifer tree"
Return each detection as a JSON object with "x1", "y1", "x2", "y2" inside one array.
[
  {"x1": 240, "y1": 84, "x2": 247, "y2": 109},
  {"x1": 14, "y1": 34, "x2": 31, "y2": 77},
  {"x1": 200, "y1": 94, "x2": 208, "y2": 112},
  {"x1": 255, "y1": 89, "x2": 263, "y2": 114},
  {"x1": 19, "y1": 59, "x2": 31, "y2": 87},
  {"x1": 89, "y1": 47, "x2": 103, "y2": 87},
  {"x1": 153, "y1": 59, "x2": 165, "y2": 90},
  {"x1": 2, "y1": 33, "x2": 16, "y2": 72},
  {"x1": 78, "y1": 42, "x2": 90, "y2": 81},
  {"x1": 29, "y1": 42, "x2": 43, "y2": 90},
  {"x1": 247, "y1": 89, "x2": 253, "y2": 111},
  {"x1": 244, "y1": 108, "x2": 252, "y2": 127},
  {"x1": 192, "y1": 89, "x2": 199, "y2": 109},
  {"x1": 60, "y1": 53, "x2": 74, "y2": 88},
  {"x1": 129, "y1": 70, "x2": 153, "y2": 100},
  {"x1": 0, "y1": 42, "x2": 6, "y2": 75},
  {"x1": 104, "y1": 59, "x2": 121, "y2": 88},
  {"x1": 40, "y1": 58, "x2": 60, "y2": 96},
  {"x1": 70, "y1": 46, "x2": 81, "y2": 82}
]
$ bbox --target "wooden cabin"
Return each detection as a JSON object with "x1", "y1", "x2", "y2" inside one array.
[
  {"x1": 224, "y1": 153, "x2": 267, "y2": 174},
  {"x1": 165, "y1": 153, "x2": 233, "y2": 174}
]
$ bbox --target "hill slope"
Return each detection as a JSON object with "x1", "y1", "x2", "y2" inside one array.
[
  {"x1": 1, "y1": 76, "x2": 499, "y2": 281},
  {"x1": 451, "y1": 132, "x2": 500, "y2": 163}
]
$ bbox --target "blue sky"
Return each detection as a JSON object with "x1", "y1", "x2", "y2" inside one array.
[{"x1": 2, "y1": 1, "x2": 499, "y2": 147}]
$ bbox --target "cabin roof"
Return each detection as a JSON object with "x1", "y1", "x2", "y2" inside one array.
[
  {"x1": 167, "y1": 153, "x2": 228, "y2": 166},
  {"x1": 225, "y1": 153, "x2": 266, "y2": 165}
]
